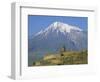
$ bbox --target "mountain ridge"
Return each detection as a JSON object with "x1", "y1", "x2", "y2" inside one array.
[
  {"x1": 34, "y1": 21, "x2": 83, "y2": 37},
  {"x1": 29, "y1": 21, "x2": 87, "y2": 52}
]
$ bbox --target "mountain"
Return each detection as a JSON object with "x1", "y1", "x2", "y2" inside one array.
[{"x1": 29, "y1": 21, "x2": 87, "y2": 51}]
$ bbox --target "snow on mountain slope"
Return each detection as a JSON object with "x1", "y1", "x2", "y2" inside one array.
[
  {"x1": 34, "y1": 21, "x2": 83, "y2": 37},
  {"x1": 29, "y1": 21, "x2": 87, "y2": 52}
]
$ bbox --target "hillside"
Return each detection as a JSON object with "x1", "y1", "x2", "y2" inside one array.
[{"x1": 32, "y1": 50, "x2": 88, "y2": 66}]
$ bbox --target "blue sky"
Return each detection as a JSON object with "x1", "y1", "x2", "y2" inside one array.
[{"x1": 28, "y1": 15, "x2": 88, "y2": 37}]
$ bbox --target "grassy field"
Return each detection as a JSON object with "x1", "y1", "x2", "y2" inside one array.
[{"x1": 32, "y1": 50, "x2": 88, "y2": 66}]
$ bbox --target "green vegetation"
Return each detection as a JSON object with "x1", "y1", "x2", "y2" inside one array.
[{"x1": 32, "y1": 49, "x2": 88, "y2": 66}]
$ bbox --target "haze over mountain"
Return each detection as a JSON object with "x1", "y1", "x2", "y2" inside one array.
[{"x1": 29, "y1": 21, "x2": 87, "y2": 52}]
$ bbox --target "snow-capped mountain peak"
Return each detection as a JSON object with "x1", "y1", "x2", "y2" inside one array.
[
  {"x1": 29, "y1": 21, "x2": 87, "y2": 53},
  {"x1": 34, "y1": 21, "x2": 82, "y2": 36},
  {"x1": 49, "y1": 21, "x2": 82, "y2": 32}
]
